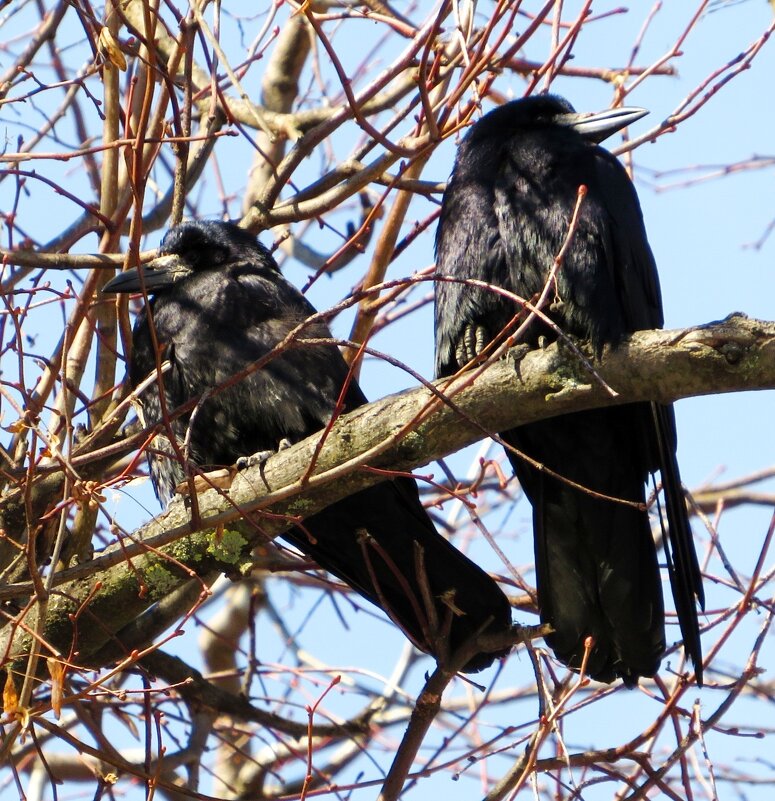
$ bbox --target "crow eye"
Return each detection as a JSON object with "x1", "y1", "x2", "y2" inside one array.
[
  {"x1": 177, "y1": 243, "x2": 229, "y2": 270},
  {"x1": 210, "y1": 246, "x2": 229, "y2": 265}
]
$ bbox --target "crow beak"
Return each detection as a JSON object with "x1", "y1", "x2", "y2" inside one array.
[
  {"x1": 102, "y1": 254, "x2": 190, "y2": 294},
  {"x1": 557, "y1": 106, "x2": 648, "y2": 143}
]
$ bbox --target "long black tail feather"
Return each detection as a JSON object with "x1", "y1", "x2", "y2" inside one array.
[{"x1": 651, "y1": 402, "x2": 704, "y2": 684}]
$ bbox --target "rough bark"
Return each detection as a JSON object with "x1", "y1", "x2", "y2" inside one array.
[{"x1": 1, "y1": 314, "x2": 773, "y2": 670}]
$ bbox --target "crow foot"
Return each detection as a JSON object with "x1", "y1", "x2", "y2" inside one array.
[
  {"x1": 236, "y1": 438, "x2": 292, "y2": 471},
  {"x1": 455, "y1": 322, "x2": 490, "y2": 368}
]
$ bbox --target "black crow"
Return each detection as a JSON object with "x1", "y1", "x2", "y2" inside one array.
[
  {"x1": 434, "y1": 95, "x2": 703, "y2": 685},
  {"x1": 104, "y1": 220, "x2": 512, "y2": 672}
]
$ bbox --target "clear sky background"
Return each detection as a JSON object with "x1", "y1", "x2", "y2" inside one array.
[{"x1": 1, "y1": 1, "x2": 774, "y2": 799}]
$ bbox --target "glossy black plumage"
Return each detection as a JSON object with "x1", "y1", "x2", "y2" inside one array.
[
  {"x1": 434, "y1": 95, "x2": 703, "y2": 684},
  {"x1": 105, "y1": 220, "x2": 512, "y2": 672}
]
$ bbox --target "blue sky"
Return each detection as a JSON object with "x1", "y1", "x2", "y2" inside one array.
[{"x1": 1, "y1": 1, "x2": 773, "y2": 799}]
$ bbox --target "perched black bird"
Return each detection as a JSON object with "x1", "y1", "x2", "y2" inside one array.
[
  {"x1": 104, "y1": 220, "x2": 512, "y2": 672},
  {"x1": 434, "y1": 95, "x2": 704, "y2": 685}
]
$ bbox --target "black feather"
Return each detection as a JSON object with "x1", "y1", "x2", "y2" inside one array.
[
  {"x1": 434, "y1": 95, "x2": 703, "y2": 684},
  {"x1": 106, "y1": 220, "x2": 513, "y2": 672}
]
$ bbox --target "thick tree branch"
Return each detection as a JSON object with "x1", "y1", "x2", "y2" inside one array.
[{"x1": 1, "y1": 314, "x2": 773, "y2": 670}]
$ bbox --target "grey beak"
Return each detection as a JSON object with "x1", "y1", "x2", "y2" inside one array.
[
  {"x1": 557, "y1": 106, "x2": 648, "y2": 143},
  {"x1": 102, "y1": 254, "x2": 188, "y2": 294}
]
